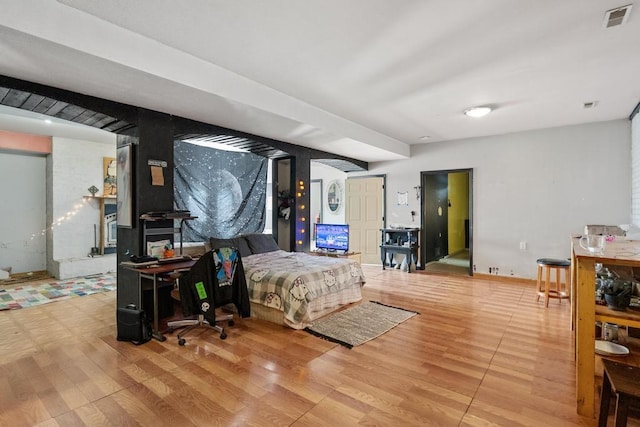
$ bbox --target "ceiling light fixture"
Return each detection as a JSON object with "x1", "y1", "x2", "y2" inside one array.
[{"x1": 464, "y1": 106, "x2": 492, "y2": 118}]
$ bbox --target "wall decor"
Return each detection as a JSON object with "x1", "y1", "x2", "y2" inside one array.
[
  {"x1": 103, "y1": 157, "x2": 117, "y2": 195},
  {"x1": 116, "y1": 144, "x2": 133, "y2": 228},
  {"x1": 397, "y1": 191, "x2": 409, "y2": 206},
  {"x1": 327, "y1": 180, "x2": 343, "y2": 213},
  {"x1": 173, "y1": 141, "x2": 268, "y2": 240}
]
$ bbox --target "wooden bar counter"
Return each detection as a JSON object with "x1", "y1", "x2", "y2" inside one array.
[{"x1": 573, "y1": 237, "x2": 640, "y2": 417}]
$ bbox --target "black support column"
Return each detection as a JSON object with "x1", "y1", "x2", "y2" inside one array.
[{"x1": 116, "y1": 109, "x2": 175, "y2": 310}]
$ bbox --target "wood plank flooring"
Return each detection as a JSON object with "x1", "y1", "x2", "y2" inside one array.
[{"x1": 0, "y1": 265, "x2": 612, "y2": 426}]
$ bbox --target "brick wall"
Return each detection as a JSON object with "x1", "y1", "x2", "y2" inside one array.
[{"x1": 48, "y1": 137, "x2": 117, "y2": 279}]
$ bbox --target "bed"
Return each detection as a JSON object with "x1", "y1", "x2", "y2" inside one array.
[{"x1": 210, "y1": 233, "x2": 366, "y2": 329}]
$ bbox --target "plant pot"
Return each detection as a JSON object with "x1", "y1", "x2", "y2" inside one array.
[{"x1": 604, "y1": 293, "x2": 631, "y2": 311}]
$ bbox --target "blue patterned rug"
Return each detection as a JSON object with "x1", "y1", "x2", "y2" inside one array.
[{"x1": 0, "y1": 272, "x2": 116, "y2": 310}]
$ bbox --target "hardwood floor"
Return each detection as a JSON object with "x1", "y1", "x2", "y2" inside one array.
[{"x1": 0, "y1": 265, "x2": 607, "y2": 426}]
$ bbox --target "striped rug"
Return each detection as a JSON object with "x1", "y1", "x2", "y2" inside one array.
[{"x1": 305, "y1": 300, "x2": 418, "y2": 349}]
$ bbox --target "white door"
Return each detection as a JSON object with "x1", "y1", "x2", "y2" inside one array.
[{"x1": 345, "y1": 177, "x2": 383, "y2": 265}]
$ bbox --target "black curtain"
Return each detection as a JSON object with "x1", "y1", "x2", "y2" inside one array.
[{"x1": 174, "y1": 141, "x2": 268, "y2": 241}]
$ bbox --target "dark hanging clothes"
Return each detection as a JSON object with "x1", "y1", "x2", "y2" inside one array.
[{"x1": 179, "y1": 249, "x2": 251, "y2": 324}]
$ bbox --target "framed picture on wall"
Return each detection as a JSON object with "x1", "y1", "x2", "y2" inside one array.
[
  {"x1": 103, "y1": 157, "x2": 116, "y2": 196},
  {"x1": 397, "y1": 191, "x2": 409, "y2": 206},
  {"x1": 116, "y1": 143, "x2": 134, "y2": 228}
]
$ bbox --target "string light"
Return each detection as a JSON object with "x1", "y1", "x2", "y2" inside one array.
[
  {"x1": 296, "y1": 180, "x2": 306, "y2": 248},
  {"x1": 0, "y1": 198, "x2": 90, "y2": 247}
]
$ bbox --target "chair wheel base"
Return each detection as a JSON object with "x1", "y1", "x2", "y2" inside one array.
[
  {"x1": 220, "y1": 332, "x2": 227, "y2": 340},
  {"x1": 178, "y1": 338, "x2": 186, "y2": 346}
]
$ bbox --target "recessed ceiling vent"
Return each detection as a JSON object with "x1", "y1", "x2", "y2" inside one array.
[{"x1": 603, "y1": 4, "x2": 632, "y2": 28}]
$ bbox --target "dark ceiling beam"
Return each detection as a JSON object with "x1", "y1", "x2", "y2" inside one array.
[
  {"x1": 0, "y1": 75, "x2": 139, "y2": 126},
  {"x1": 0, "y1": 74, "x2": 368, "y2": 171}
]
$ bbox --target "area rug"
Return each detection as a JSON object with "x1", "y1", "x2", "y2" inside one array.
[
  {"x1": 305, "y1": 301, "x2": 419, "y2": 349},
  {"x1": 0, "y1": 272, "x2": 116, "y2": 311}
]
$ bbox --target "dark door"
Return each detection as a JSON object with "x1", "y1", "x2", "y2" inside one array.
[{"x1": 423, "y1": 173, "x2": 448, "y2": 263}]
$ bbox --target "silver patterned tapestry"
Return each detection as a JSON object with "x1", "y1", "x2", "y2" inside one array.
[{"x1": 174, "y1": 141, "x2": 268, "y2": 241}]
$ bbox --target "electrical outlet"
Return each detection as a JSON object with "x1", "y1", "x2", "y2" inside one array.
[
  {"x1": 473, "y1": 264, "x2": 477, "y2": 272},
  {"x1": 495, "y1": 267, "x2": 499, "y2": 275},
  {"x1": 489, "y1": 267, "x2": 492, "y2": 274},
  {"x1": 520, "y1": 241, "x2": 527, "y2": 250}
]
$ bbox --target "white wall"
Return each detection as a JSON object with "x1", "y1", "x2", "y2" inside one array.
[
  {"x1": 632, "y1": 111, "x2": 640, "y2": 225},
  {"x1": 354, "y1": 120, "x2": 631, "y2": 279},
  {"x1": 48, "y1": 136, "x2": 117, "y2": 278},
  {"x1": 0, "y1": 151, "x2": 46, "y2": 273},
  {"x1": 311, "y1": 161, "x2": 347, "y2": 224}
]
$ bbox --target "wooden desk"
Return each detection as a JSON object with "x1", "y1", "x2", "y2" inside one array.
[
  {"x1": 573, "y1": 238, "x2": 640, "y2": 417},
  {"x1": 122, "y1": 259, "x2": 196, "y2": 341}
]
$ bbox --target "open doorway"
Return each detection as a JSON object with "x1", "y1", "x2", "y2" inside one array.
[{"x1": 421, "y1": 169, "x2": 473, "y2": 275}]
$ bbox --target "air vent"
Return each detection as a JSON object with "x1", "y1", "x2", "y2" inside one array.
[
  {"x1": 603, "y1": 4, "x2": 632, "y2": 28},
  {"x1": 583, "y1": 101, "x2": 598, "y2": 109}
]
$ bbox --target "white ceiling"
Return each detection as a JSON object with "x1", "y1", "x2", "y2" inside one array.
[{"x1": 0, "y1": 0, "x2": 639, "y2": 162}]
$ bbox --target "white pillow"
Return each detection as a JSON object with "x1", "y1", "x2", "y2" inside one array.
[{"x1": 147, "y1": 239, "x2": 171, "y2": 259}]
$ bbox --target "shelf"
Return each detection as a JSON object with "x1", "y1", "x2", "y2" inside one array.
[
  {"x1": 84, "y1": 195, "x2": 117, "y2": 200},
  {"x1": 140, "y1": 212, "x2": 197, "y2": 256},
  {"x1": 574, "y1": 237, "x2": 640, "y2": 417},
  {"x1": 596, "y1": 304, "x2": 640, "y2": 329},
  {"x1": 380, "y1": 228, "x2": 420, "y2": 272},
  {"x1": 140, "y1": 212, "x2": 195, "y2": 220}
]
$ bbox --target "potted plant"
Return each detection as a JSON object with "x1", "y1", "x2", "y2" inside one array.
[{"x1": 598, "y1": 274, "x2": 633, "y2": 311}]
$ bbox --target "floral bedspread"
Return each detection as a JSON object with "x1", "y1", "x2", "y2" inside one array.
[{"x1": 242, "y1": 250, "x2": 366, "y2": 328}]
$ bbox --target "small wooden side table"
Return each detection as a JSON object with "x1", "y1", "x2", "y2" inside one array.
[
  {"x1": 598, "y1": 358, "x2": 640, "y2": 426},
  {"x1": 307, "y1": 251, "x2": 361, "y2": 264}
]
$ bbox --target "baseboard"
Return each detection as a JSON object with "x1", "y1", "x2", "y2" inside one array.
[{"x1": 473, "y1": 273, "x2": 536, "y2": 285}]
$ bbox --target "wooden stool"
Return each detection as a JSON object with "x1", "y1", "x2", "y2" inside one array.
[
  {"x1": 536, "y1": 258, "x2": 570, "y2": 307},
  {"x1": 599, "y1": 359, "x2": 640, "y2": 426}
]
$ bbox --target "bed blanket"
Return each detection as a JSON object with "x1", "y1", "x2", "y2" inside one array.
[{"x1": 242, "y1": 250, "x2": 365, "y2": 328}]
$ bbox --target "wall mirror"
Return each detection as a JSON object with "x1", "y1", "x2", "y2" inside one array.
[{"x1": 327, "y1": 180, "x2": 343, "y2": 213}]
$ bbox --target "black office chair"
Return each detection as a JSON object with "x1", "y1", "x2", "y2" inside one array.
[{"x1": 167, "y1": 247, "x2": 249, "y2": 345}]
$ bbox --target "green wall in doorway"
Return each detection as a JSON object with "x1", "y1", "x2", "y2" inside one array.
[{"x1": 448, "y1": 172, "x2": 469, "y2": 254}]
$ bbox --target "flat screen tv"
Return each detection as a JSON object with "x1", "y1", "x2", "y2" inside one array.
[{"x1": 315, "y1": 223, "x2": 349, "y2": 252}]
